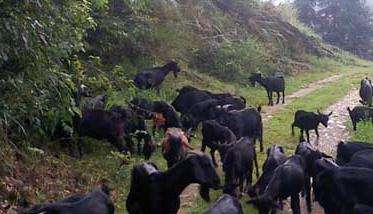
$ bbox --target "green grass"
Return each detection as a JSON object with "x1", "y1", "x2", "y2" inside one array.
[
  {"x1": 350, "y1": 122, "x2": 373, "y2": 143},
  {"x1": 157, "y1": 57, "x2": 347, "y2": 108}
]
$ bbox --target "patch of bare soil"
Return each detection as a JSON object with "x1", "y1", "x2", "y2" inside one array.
[{"x1": 315, "y1": 89, "x2": 360, "y2": 155}]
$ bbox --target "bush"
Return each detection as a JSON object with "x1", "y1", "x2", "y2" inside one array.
[{"x1": 0, "y1": 0, "x2": 95, "y2": 139}]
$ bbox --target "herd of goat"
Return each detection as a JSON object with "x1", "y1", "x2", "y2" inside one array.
[{"x1": 24, "y1": 61, "x2": 373, "y2": 214}]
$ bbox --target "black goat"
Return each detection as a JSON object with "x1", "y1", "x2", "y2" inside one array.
[
  {"x1": 182, "y1": 95, "x2": 246, "y2": 132},
  {"x1": 76, "y1": 109, "x2": 129, "y2": 156},
  {"x1": 295, "y1": 137, "x2": 332, "y2": 212},
  {"x1": 133, "y1": 61, "x2": 181, "y2": 92},
  {"x1": 172, "y1": 89, "x2": 212, "y2": 114},
  {"x1": 201, "y1": 120, "x2": 236, "y2": 167},
  {"x1": 346, "y1": 149, "x2": 373, "y2": 170},
  {"x1": 152, "y1": 101, "x2": 182, "y2": 133},
  {"x1": 110, "y1": 106, "x2": 149, "y2": 155},
  {"x1": 336, "y1": 141, "x2": 373, "y2": 165},
  {"x1": 248, "y1": 145, "x2": 287, "y2": 198},
  {"x1": 247, "y1": 155, "x2": 306, "y2": 214},
  {"x1": 126, "y1": 153, "x2": 220, "y2": 214},
  {"x1": 359, "y1": 77, "x2": 372, "y2": 106},
  {"x1": 291, "y1": 110, "x2": 332, "y2": 142},
  {"x1": 313, "y1": 157, "x2": 339, "y2": 176},
  {"x1": 176, "y1": 85, "x2": 200, "y2": 95},
  {"x1": 249, "y1": 72, "x2": 285, "y2": 106},
  {"x1": 347, "y1": 106, "x2": 373, "y2": 131},
  {"x1": 205, "y1": 194, "x2": 243, "y2": 214},
  {"x1": 25, "y1": 185, "x2": 114, "y2": 214},
  {"x1": 220, "y1": 137, "x2": 259, "y2": 197},
  {"x1": 181, "y1": 99, "x2": 221, "y2": 131},
  {"x1": 130, "y1": 97, "x2": 154, "y2": 120},
  {"x1": 212, "y1": 94, "x2": 246, "y2": 111},
  {"x1": 135, "y1": 131, "x2": 156, "y2": 160},
  {"x1": 172, "y1": 86, "x2": 245, "y2": 114},
  {"x1": 313, "y1": 167, "x2": 373, "y2": 214},
  {"x1": 217, "y1": 107, "x2": 263, "y2": 152}
]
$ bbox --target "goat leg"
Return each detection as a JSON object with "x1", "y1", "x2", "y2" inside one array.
[
  {"x1": 254, "y1": 150, "x2": 260, "y2": 179},
  {"x1": 276, "y1": 91, "x2": 280, "y2": 104},
  {"x1": 270, "y1": 91, "x2": 274, "y2": 106},
  {"x1": 259, "y1": 136, "x2": 264, "y2": 152},
  {"x1": 78, "y1": 138, "x2": 84, "y2": 158},
  {"x1": 267, "y1": 91, "x2": 271, "y2": 106},
  {"x1": 210, "y1": 149, "x2": 218, "y2": 167},
  {"x1": 306, "y1": 130, "x2": 310, "y2": 143},
  {"x1": 201, "y1": 143, "x2": 207, "y2": 152},
  {"x1": 305, "y1": 176, "x2": 312, "y2": 212},
  {"x1": 315, "y1": 128, "x2": 320, "y2": 139},
  {"x1": 291, "y1": 123, "x2": 295, "y2": 136},
  {"x1": 290, "y1": 194, "x2": 301, "y2": 214}
]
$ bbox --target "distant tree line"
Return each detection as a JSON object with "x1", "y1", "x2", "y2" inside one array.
[{"x1": 294, "y1": 0, "x2": 373, "y2": 60}]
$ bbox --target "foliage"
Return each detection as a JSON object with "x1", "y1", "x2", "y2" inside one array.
[
  {"x1": 0, "y1": 0, "x2": 95, "y2": 139},
  {"x1": 294, "y1": 0, "x2": 373, "y2": 60},
  {"x1": 275, "y1": 3, "x2": 321, "y2": 41},
  {"x1": 192, "y1": 37, "x2": 272, "y2": 81}
]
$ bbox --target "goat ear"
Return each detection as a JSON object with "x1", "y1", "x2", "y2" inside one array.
[
  {"x1": 347, "y1": 107, "x2": 351, "y2": 113},
  {"x1": 328, "y1": 111, "x2": 333, "y2": 116}
]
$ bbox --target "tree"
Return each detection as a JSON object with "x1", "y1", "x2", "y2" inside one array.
[
  {"x1": 294, "y1": 0, "x2": 318, "y2": 27},
  {"x1": 294, "y1": 0, "x2": 373, "y2": 59}
]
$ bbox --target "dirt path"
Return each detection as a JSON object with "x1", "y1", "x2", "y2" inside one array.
[
  {"x1": 314, "y1": 89, "x2": 360, "y2": 155},
  {"x1": 178, "y1": 73, "x2": 350, "y2": 213},
  {"x1": 279, "y1": 88, "x2": 360, "y2": 214},
  {"x1": 262, "y1": 73, "x2": 346, "y2": 121}
]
